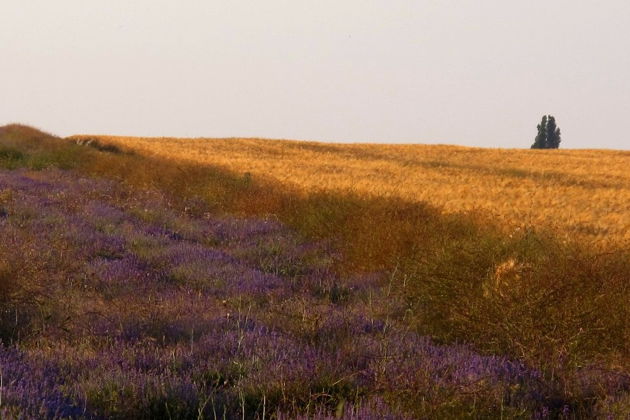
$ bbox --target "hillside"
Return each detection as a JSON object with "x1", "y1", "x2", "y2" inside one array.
[{"x1": 1, "y1": 125, "x2": 629, "y2": 418}]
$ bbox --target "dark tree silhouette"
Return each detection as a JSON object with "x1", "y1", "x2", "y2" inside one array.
[{"x1": 531, "y1": 115, "x2": 561, "y2": 149}]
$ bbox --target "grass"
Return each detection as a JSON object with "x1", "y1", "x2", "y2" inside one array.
[{"x1": 1, "y1": 124, "x2": 629, "y2": 418}]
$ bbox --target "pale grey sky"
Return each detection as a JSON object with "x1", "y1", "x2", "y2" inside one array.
[{"x1": 2, "y1": 1, "x2": 629, "y2": 149}]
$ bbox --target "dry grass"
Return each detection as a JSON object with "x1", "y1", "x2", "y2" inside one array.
[{"x1": 73, "y1": 135, "x2": 630, "y2": 248}]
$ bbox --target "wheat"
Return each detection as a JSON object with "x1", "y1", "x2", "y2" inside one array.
[{"x1": 72, "y1": 135, "x2": 630, "y2": 248}]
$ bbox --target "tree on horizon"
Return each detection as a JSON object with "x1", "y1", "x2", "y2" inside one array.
[{"x1": 531, "y1": 115, "x2": 561, "y2": 149}]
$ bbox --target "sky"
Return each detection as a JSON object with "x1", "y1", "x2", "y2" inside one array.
[{"x1": 1, "y1": 1, "x2": 629, "y2": 149}]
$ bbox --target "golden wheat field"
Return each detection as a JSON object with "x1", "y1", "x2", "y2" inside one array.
[{"x1": 73, "y1": 135, "x2": 630, "y2": 247}]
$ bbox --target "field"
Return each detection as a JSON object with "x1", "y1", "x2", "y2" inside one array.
[
  {"x1": 1, "y1": 125, "x2": 629, "y2": 418},
  {"x1": 77, "y1": 135, "x2": 630, "y2": 248}
]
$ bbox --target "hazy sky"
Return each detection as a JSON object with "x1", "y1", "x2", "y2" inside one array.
[{"x1": 2, "y1": 1, "x2": 629, "y2": 149}]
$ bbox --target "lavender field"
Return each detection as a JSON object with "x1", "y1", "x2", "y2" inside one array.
[{"x1": 0, "y1": 126, "x2": 629, "y2": 419}]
